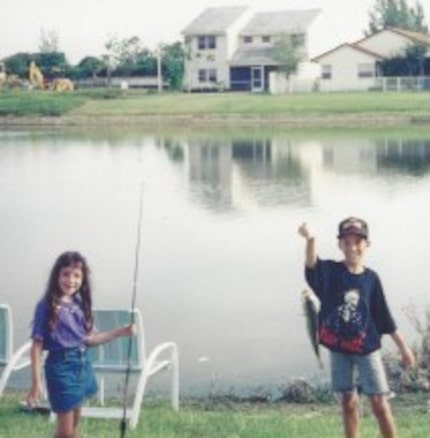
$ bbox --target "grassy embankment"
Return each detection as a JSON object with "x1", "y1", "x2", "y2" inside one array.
[
  {"x1": 0, "y1": 89, "x2": 429, "y2": 124},
  {"x1": 0, "y1": 391, "x2": 428, "y2": 438}
]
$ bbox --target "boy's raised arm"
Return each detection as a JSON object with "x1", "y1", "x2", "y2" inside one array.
[{"x1": 298, "y1": 222, "x2": 317, "y2": 268}]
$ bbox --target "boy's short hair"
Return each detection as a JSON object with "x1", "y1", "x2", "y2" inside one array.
[{"x1": 338, "y1": 217, "x2": 368, "y2": 239}]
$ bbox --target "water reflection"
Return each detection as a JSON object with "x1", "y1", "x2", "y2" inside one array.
[
  {"x1": 1, "y1": 127, "x2": 429, "y2": 397},
  {"x1": 154, "y1": 131, "x2": 430, "y2": 213},
  {"x1": 376, "y1": 139, "x2": 430, "y2": 174}
]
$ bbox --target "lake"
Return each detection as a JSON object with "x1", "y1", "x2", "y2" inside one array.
[{"x1": 1, "y1": 125, "x2": 429, "y2": 397}]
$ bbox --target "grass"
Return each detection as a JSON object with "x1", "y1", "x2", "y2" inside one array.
[
  {"x1": 72, "y1": 91, "x2": 430, "y2": 118},
  {"x1": 0, "y1": 90, "x2": 86, "y2": 116},
  {"x1": 0, "y1": 89, "x2": 429, "y2": 121},
  {"x1": 0, "y1": 391, "x2": 428, "y2": 438}
]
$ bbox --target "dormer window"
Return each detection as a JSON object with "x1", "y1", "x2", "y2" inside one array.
[
  {"x1": 198, "y1": 36, "x2": 216, "y2": 50},
  {"x1": 244, "y1": 36, "x2": 253, "y2": 43}
]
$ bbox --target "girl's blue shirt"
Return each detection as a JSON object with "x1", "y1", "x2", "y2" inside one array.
[{"x1": 31, "y1": 297, "x2": 91, "y2": 351}]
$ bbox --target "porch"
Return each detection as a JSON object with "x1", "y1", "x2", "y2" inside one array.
[{"x1": 229, "y1": 47, "x2": 279, "y2": 92}]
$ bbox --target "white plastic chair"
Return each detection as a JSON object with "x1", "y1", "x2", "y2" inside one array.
[
  {"x1": 0, "y1": 304, "x2": 32, "y2": 397},
  {"x1": 80, "y1": 308, "x2": 179, "y2": 429}
]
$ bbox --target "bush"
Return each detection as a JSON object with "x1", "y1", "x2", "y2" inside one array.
[{"x1": 384, "y1": 305, "x2": 430, "y2": 393}]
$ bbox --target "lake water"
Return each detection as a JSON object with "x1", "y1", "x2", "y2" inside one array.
[{"x1": 1, "y1": 126, "x2": 429, "y2": 397}]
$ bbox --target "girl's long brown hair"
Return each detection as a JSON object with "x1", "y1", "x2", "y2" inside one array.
[{"x1": 44, "y1": 251, "x2": 93, "y2": 331}]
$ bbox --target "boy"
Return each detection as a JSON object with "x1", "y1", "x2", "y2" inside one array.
[{"x1": 298, "y1": 217, "x2": 415, "y2": 438}]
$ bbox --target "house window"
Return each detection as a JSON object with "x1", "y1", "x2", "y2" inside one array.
[
  {"x1": 198, "y1": 69, "x2": 217, "y2": 83},
  {"x1": 291, "y1": 33, "x2": 305, "y2": 47},
  {"x1": 244, "y1": 36, "x2": 253, "y2": 43},
  {"x1": 198, "y1": 35, "x2": 216, "y2": 50},
  {"x1": 358, "y1": 63, "x2": 374, "y2": 78},
  {"x1": 262, "y1": 36, "x2": 271, "y2": 43},
  {"x1": 321, "y1": 65, "x2": 332, "y2": 79}
]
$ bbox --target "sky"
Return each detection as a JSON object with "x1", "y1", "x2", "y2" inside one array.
[{"x1": 1, "y1": 0, "x2": 429, "y2": 64}]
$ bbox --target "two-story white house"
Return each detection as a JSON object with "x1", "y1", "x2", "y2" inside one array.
[
  {"x1": 312, "y1": 27, "x2": 430, "y2": 92},
  {"x1": 182, "y1": 6, "x2": 334, "y2": 92}
]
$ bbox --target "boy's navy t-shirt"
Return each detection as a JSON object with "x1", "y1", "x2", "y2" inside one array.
[{"x1": 305, "y1": 259, "x2": 396, "y2": 355}]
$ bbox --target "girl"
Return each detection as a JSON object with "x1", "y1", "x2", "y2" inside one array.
[{"x1": 26, "y1": 251, "x2": 136, "y2": 438}]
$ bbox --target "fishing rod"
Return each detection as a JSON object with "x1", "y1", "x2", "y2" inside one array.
[{"x1": 120, "y1": 181, "x2": 145, "y2": 438}]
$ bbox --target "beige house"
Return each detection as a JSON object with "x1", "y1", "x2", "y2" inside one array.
[
  {"x1": 182, "y1": 6, "x2": 334, "y2": 92},
  {"x1": 312, "y1": 27, "x2": 430, "y2": 92}
]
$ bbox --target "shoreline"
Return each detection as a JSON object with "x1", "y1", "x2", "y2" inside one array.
[{"x1": 1, "y1": 113, "x2": 429, "y2": 128}]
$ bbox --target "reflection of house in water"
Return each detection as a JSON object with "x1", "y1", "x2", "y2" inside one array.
[
  {"x1": 321, "y1": 138, "x2": 430, "y2": 177},
  {"x1": 322, "y1": 140, "x2": 377, "y2": 174},
  {"x1": 375, "y1": 139, "x2": 430, "y2": 175},
  {"x1": 186, "y1": 138, "x2": 311, "y2": 210},
  {"x1": 188, "y1": 141, "x2": 233, "y2": 210}
]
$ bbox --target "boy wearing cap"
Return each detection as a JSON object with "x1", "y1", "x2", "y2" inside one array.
[{"x1": 298, "y1": 218, "x2": 415, "y2": 438}]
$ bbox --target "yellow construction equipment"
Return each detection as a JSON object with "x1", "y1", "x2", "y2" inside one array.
[
  {"x1": 51, "y1": 78, "x2": 74, "y2": 91},
  {"x1": 29, "y1": 61, "x2": 45, "y2": 89}
]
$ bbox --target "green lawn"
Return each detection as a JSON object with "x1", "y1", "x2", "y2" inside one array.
[
  {"x1": 0, "y1": 89, "x2": 429, "y2": 120},
  {"x1": 0, "y1": 392, "x2": 428, "y2": 438},
  {"x1": 73, "y1": 91, "x2": 430, "y2": 117}
]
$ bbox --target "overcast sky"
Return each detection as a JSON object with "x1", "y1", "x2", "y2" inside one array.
[{"x1": 1, "y1": 0, "x2": 429, "y2": 64}]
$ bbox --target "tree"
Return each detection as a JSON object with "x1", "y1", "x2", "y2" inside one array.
[
  {"x1": 105, "y1": 35, "x2": 142, "y2": 75},
  {"x1": 161, "y1": 42, "x2": 185, "y2": 90},
  {"x1": 367, "y1": 0, "x2": 428, "y2": 34},
  {"x1": 3, "y1": 53, "x2": 33, "y2": 77},
  {"x1": 34, "y1": 52, "x2": 70, "y2": 79},
  {"x1": 71, "y1": 56, "x2": 106, "y2": 80},
  {"x1": 272, "y1": 33, "x2": 304, "y2": 88},
  {"x1": 379, "y1": 41, "x2": 428, "y2": 75},
  {"x1": 39, "y1": 29, "x2": 60, "y2": 53}
]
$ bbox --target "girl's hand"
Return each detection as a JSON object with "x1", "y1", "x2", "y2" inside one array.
[
  {"x1": 26, "y1": 384, "x2": 42, "y2": 406},
  {"x1": 122, "y1": 323, "x2": 137, "y2": 337},
  {"x1": 298, "y1": 222, "x2": 314, "y2": 240}
]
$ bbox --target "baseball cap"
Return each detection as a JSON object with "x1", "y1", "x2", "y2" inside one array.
[{"x1": 337, "y1": 217, "x2": 368, "y2": 239}]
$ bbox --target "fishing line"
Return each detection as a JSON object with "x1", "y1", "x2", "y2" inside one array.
[{"x1": 120, "y1": 181, "x2": 145, "y2": 438}]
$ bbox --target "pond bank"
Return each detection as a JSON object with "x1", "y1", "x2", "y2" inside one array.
[{"x1": 1, "y1": 113, "x2": 429, "y2": 128}]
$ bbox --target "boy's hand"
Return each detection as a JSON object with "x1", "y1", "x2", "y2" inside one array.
[
  {"x1": 298, "y1": 222, "x2": 314, "y2": 240},
  {"x1": 400, "y1": 345, "x2": 416, "y2": 368}
]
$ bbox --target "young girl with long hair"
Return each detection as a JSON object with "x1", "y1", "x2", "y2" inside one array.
[{"x1": 26, "y1": 251, "x2": 135, "y2": 438}]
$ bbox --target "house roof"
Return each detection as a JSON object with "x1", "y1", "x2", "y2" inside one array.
[
  {"x1": 312, "y1": 43, "x2": 384, "y2": 63},
  {"x1": 182, "y1": 6, "x2": 249, "y2": 35},
  {"x1": 230, "y1": 47, "x2": 281, "y2": 66},
  {"x1": 239, "y1": 9, "x2": 320, "y2": 36},
  {"x1": 386, "y1": 27, "x2": 430, "y2": 45},
  {"x1": 354, "y1": 26, "x2": 430, "y2": 46}
]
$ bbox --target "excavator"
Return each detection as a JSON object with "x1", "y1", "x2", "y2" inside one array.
[
  {"x1": 29, "y1": 61, "x2": 45, "y2": 89},
  {"x1": 0, "y1": 60, "x2": 74, "y2": 91},
  {"x1": 29, "y1": 61, "x2": 74, "y2": 91}
]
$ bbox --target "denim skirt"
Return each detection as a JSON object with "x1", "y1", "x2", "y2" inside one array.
[{"x1": 45, "y1": 347, "x2": 98, "y2": 413}]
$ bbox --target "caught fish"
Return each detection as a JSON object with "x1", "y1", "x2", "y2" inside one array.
[{"x1": 302, "y1": 289, "x2": 323, "y2": 369}]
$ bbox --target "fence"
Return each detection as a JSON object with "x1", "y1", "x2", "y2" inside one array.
[{"x1": 374, "y1": 76, "x2": 430, "y2": 92}]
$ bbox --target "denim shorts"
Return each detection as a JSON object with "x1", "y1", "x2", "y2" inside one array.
[
  {"x1": 45, "y1": 347, "x2": 98, "y2": 413},
  {"x1": 330, "y1": 350, "x2": 389, "y2": 396}
]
